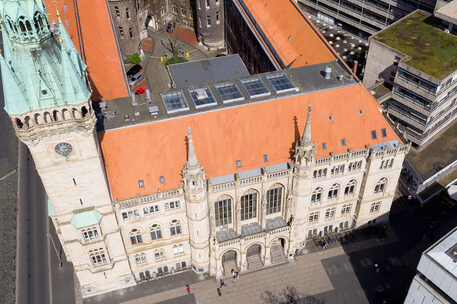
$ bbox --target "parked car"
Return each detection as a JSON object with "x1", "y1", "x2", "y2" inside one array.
[
  {"x1": 129, "y1": 72, "x2": 144, "y2": 87},
  {"x1": 126, "y1": 64, "x2": 142, "y2": 78}
]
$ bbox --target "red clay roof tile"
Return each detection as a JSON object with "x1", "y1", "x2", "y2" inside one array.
[{"x1": 100, "y1": 83, "x2": 399, "y2": 201}]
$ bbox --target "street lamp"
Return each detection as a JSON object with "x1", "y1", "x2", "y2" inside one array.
[{"x1": 47, "y1": 233, "x2": 62, "y2": 268}]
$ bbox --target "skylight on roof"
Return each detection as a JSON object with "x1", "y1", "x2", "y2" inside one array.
[
  {"x1": 160, "y1": 176, "x2": 165, "y2": 184},
  {"x1": 322, "y1": 142, "x2": 327, "y2": 150},
  {"x1": 160, "y1": 90, "x2": 189, "y2": 114},
  {"x1": 236, "y1": 160, "x2": 242, "y2": 168},
  {"x1": 341, "y1": 138, "x2": 346, "y2": 146},
  {"x1": 138, "y1": 180, "x2": 144, "y2": 188},
  {"x1": 215, "y1": 81, "x2": 244, "y2": 103},
  {"x1": 263, "y1": 154, "x2": 268, "y2": 162},
  {"x1": 381, "y1": 128, "x2": 387, "y2": 138},
  {"x1": 188, "y1": 86, "x2": 217, "y2": 108},
  {"x1": 240, "y1": 76, "x2": 271, "y2": 98},
  {"x1": 265, "y1": 72, "x2": 297, "y2": 94}
]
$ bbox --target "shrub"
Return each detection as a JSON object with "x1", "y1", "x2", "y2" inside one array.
[{"x1": 127, "y1": 53, "x2": 141, "y2": 65}]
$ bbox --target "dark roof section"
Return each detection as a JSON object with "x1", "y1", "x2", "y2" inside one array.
[{"x1": 168, "y1": 54, "x2": 250, "y2": 88}]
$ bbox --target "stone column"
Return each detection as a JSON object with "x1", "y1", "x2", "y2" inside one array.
[
  {"x1": 240, "y1": 250, "x2": 247, "y2": 271},
  {"x1": 215, "y1": 258, "x2": 223, "y2": 280},
  {"x1": 260, "y1": 194, "x2": 267, "y2": 229},
  {"x1": 264, "y1": 245, "x2": 271, "y2": 266},
  {"x1": 236, "y1": 199, "x2": 242, "y2": 235}
]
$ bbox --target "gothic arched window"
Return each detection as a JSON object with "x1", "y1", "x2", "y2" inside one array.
[
  {"x1": 241, "y1": 189, "x2": 257, "y2": 221},
  {"x1": 327, "y1": 184, "x2": 340, "y2": 199},
  {"x1": 266, "y1": 184, "x2": 283, "y2": 214},
  {"x1": 129, "y1": 228, "x2": 143, "y2": 245},
  {"x1": 149, "y1": 224, "x2": 162, "y2": 240},
  {"x1": 344, "y1": 180, "x2": 357, "y2": 196},
  {"x1": 311, "y1": 187, "x2": 323, "y2": 203},
  {"x1": 374, "y1": 178, "x2": 388, "y2": 193},
  {"x1": 214, "y1": 195, "x2": 232, "y2": 227},
  {"x1": 170, "y1": 219, "x2": 182, "y2": 236}
]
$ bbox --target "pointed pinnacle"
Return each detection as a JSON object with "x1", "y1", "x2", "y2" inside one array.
[
  {"x1": 187, "y1": 127, "x2": 199, "y2": 167},
  {"x1": 302, "y1": 105, "x2": 312, "y2": 145}
]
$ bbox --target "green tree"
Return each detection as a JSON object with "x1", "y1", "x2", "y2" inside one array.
[
  {"x1": 261, "y1": 286, "x2": 325, "y2": 304},
  {"x1": 127, "y1": 53, "x2": 141, "y2": 65}
]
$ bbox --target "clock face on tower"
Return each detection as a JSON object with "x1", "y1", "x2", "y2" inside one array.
[{"x1": 55, "y1": 142, "x2": 73, "y2": 156}]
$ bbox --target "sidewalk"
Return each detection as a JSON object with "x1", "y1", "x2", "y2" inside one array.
[{"x1": 122, "y1": 248, "x2": 344, "y2": 304}]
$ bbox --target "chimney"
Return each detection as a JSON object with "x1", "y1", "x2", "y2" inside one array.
[
  {"x1": 353, "y1": 60, "x2": 358, "y2": 75},
  {"x1": 324, "y1": 66, "x2": 332, "y2": 79}
]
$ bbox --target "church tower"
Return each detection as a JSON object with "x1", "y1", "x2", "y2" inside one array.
[
  {"x1": 0, "y1": 0, "x2": 134, "y2": 297},
  {"x1": 289, "y1": 106, "x2": 316, "y2": 253},
  {"x1": 182, "y1": 127, "x2": 211, "y2": 275}
]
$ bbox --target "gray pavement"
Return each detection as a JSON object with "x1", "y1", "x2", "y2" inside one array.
[{"x1": 16, "y1": 143, "x2": 50, "y2": 304}]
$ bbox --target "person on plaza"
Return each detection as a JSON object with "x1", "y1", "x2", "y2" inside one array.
[
  {"x1": 231, "y1": 269, "x2": 235, "y2": 278},
  {"x1": 220, "y1": 278, "x2": 227, "y2": 288},
  {"x1": 235, "y1": 271, "x2": 240, "y2": 280},
  {"x1": 186, "y1": 284, "x2": 190, "y2": 294},
  {"x1": 217, "y1": 287, "x2": 222, "y2": 296}
]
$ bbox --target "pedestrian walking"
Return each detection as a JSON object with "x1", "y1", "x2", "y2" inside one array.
[
  {"x1": 220, "y1": 278, "x2": 227, "y2": 288},
  {"x1": 186, "y1": 284, "x2": 190, "y2": 294},
  {"x1": 235, "y1": 271, "x2": 240, "y2": 280},
  {"x1": 231, "y1": 269, "x2": 235, "y2": 278},
  {"x1": 217, "y1": 287, "x2": 222, "y2": 296}
]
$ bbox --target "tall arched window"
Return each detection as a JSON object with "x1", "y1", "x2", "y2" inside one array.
[
  {"x1": 149, "y1": 224, "x2": 162, "y2": 240},
  {"x1": 214, "y1": 196, "x2": 232, "y2": 227},
  {"x1": 374, "y1": 178, "x2": 388, "y2": 193},
  {"x1": 115, "y1": 6, "x2": 120, "y2": 16},
  {"x1": 129, "y1": 228, "x2": 143, "y2": 245},
  {"x1": 241, "y1": 189, "x2": 257, "y2": 221},
  {"x1": 311, "y1": 187, "x2": 323, "y2": 203},
  {"x1": 129, "y1": 28, "x2": 133, "y2": 38},
  {"x1": 328, "y1": 184, "x2": 340, "y2": 199},
  {"x1": 119, "y1": 26, "x2": 124, "y2": 38},
  {"x1": 266, "y1": 184, "x2": 283, "y2": 214},
  {"x1": 126, "y1": 7, "x2": 130, "y2": 18},
  {"x1": 170, "y1": 219, "x2": 182, "y2": 236},
  {"x1": 344, "y1": 180, "x2": 357, "y2": 196}
]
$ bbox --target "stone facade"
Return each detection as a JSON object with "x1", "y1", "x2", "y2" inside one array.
[
  {"x1": 112, "y1": 110, "x2": 409, "y2": 282},
  {"x1": 108, "y1": 0, "x2": 148, "y2": 59},
  {"x1": 195, "y1": 0, "x2": 224, "y2": 48}
]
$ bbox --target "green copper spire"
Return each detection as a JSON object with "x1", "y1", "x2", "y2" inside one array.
[
  {"x1": 0, "y1": 51, "x2": 29, "y2": 114},
  {"x1": 0, "y1": 0, "x2": 91, "y2": 116}
]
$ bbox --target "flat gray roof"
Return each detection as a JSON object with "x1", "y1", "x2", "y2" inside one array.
[
  {"x1": 168, "y1": 54, "x2": 250, "y2": 88},
  {"x1": 97, "y1": 60, "x2": 357, "y2": 132}
]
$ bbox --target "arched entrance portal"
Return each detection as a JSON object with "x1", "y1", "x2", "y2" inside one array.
[
  {"x1": 222, "y1": 250, "x2": 238, "y2": 277},
  {"x1": 246, "y1": 244, "x2": 263, "y2": 271},
  {"x1": 270, "y1": 238, "x2": 286, "y2": 265}
]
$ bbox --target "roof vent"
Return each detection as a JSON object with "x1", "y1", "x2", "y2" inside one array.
[
  {"x1": 328, "y1": 115, "x2": 333, "y2": 121},
  {"x1": 324, "y1": 66, "x2": 332, "y2": 79},
  {"x1": 337, "y1": 75, "x2": 344, "y2": 81},
  {"x1": 288, "y1": 35, "x2": 292, "y2": 40},
  {"x1": 265, "y1": 3, "x2": 268, "y2": 7},
  {"x1": 130, "y1": 92, "x2": 137, "y2": 105}
]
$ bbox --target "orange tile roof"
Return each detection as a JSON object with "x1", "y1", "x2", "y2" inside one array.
[
  {"x1": 45, "y1": 0, "x2": 129, "y2": 101},
  {"x1": 100, "y1": 83, "x2": 400, "y2": 201},
  {"x1": 237, "y1": 0, "x2": 337, "y2": 68}
]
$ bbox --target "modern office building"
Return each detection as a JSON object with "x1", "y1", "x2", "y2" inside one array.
[
  {"x1": 404, "y1": 226, "x2": 457, "y2": 304},
  {"x1": 363, "y1": 10, "x2": 457, "y2": 147},
  {"x1": 298, "y1": 0, "x2": 436, "y2": 38},
  {"x1": 1, "y1": 0, "x2": 409, "y2": 298}
]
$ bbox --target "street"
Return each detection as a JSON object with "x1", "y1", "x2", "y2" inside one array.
[{"x1": 16, "y1": 143, "x2": 50, "y2": 304}]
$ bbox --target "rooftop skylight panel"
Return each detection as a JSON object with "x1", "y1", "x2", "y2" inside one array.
[
  {"x1": 240, "y1": 76, "x2": 271, "y2": 98},
  {"x1": 160, "y1": 90, "x2": 189, "y2": 114},
  {"x1": 265, "y1": 72, "x2": 298, "y2": 93},
  {"x1": 188, "y1": 86, "x2": 217, "y2": 108},
  {"x1": 214, "y1": 81, "x2": 244, "y2": 103}
]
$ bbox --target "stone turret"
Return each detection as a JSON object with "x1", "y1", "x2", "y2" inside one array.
[
  {"x1": 288, "y1": 105, "x2": 316, "y2": 254},
  {"x1": 196, "y1": 0, "x2": 224, "y2": 49},
  {"x1": 182, "y1": 127, "x2": 211, "y2": 275},
  {"x1": 0, "y1": 1, "x2": 135, "y2": 297}
]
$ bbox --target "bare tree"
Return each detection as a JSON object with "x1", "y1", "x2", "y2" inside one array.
[{"x1": 261, "y1": 286, "x2": 325, "y2": 304}]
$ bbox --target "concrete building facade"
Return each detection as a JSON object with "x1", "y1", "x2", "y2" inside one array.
[
  {"x1": 404, "y1": 226, "x2": 457, "y2": 304},
  {"x1": 363, "y1": 10, "x2": 457, "y2": 147},
  {"x1": 1, "y1": 0, "x2": 409, "y2": 299},
  {"x1": 298, "y1": 0, "x2": 436, "y2": 38}
]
